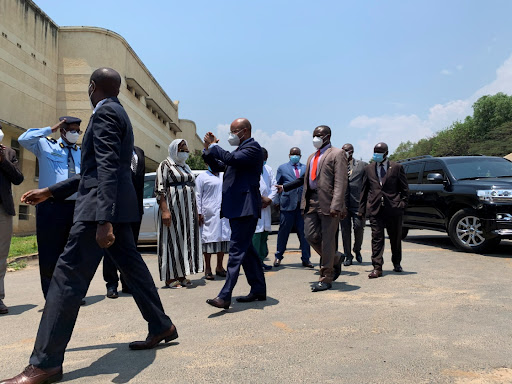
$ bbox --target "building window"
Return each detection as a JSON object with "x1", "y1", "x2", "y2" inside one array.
[
  {"x1": 10, "y1": 139, "x2": 22, "y2": 170},
  {"x1": 19, "y1": 205, "x2": 30, "y2": 220}
]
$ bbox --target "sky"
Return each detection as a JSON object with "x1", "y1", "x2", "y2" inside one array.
[{"x1": 35, "y1": 0, "x2": 512, "y2": 170}]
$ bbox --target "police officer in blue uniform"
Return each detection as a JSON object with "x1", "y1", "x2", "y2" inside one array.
[{"x1": 18, "y1": 117, "x2": 82, "y2": 300}]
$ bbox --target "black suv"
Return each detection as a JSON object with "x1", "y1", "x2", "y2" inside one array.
[{"x1": 399, "y1": 155, "x2": 512, "y2": 253}]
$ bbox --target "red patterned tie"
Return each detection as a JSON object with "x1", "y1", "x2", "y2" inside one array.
[{"x1": 294, "y1": 164, "x2": 300, "y2": 178}]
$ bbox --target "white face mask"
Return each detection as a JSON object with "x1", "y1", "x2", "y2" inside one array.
[
  {"x1": 0, "y1": 129, "x2": 4, "y2": 143},
  {"x1": 65, "y1": 131, "x2": 80, "y2": 144},
  {"x1": 228, "y1": 131, "x2": 241, "y2": 147},
  {"x1": 312, "y1": 136, "x2": 323, "y2": 149},
  {"x1": 177, "y1": 151, "x2": 189, "y2": 163},
  {"x1": 88, "y1": 83, "x2": 95, "y2": 110}
]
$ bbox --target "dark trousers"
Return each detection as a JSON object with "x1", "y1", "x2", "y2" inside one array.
[
  {"x1": 369, "y1": 213, "x2": 403, "y2": 270},
  {"x1": 103, "y1": 221, "x2": 141, "y2": 289},
  {"x1": 36, "y1": 200, "x2": 75, "y2": 299},
  {"x1": 29, "y1": 221, "x2": 172, "y2": 369},
  {"x1": 274, "y1": 207, "x2": 311, "y2": 262},
  {"x1": 304, "y1": 194, "x2": 340, "y2": 283},
  {"x1": 340, "y1": 209, "x2": 365, "y2": 260},
  {"x1": 218, "y1": 216, "x2": 266, "y2": 302}
]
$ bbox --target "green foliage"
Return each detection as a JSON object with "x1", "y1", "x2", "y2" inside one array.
[
  {"x1": 186, "y1": 150, "x2": 208, "y2": 170},
  {"x1": 7, "y1": 260, "x2": 27, "y2": 271},
  {"x1": 9, "y1": 235, "x2": 37, "y2": 259},
  {"x1": 391, "y1": 93, "x2": 512, "y2": 161}
]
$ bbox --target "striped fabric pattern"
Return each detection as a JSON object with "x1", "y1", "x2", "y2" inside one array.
[
  {"x1": 156, "y1": 160, "x2": 203, "y2": 281},
  {"x1": 202, "y1": 241, "x2": 230, "y2": 254}
]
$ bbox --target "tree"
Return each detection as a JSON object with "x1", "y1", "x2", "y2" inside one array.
[{"x1": 186, "y1": 150, "x2": 208, "y2": 170}]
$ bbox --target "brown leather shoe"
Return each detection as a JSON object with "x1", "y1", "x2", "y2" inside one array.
[
  {"x1": 368, "y1": 269, "x2": 383, "y2": 279},
  {"x1": 128, "y1": 325, "x2": 178, "y2": 350},
  {"x1": 206, "y1": 297, "x2": 230, "y2": 309},
  {"x1": 1, "y1": 364, "x2": 62, "y2": 384}
]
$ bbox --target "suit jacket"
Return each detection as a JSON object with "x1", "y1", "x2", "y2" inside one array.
[
  {"x1": 358, "y1": 161, "x2": 409, "y2": 217},
  {"x1": 0, "y1": 146, "x2": 24, "y2": 216},
  {"x1": 346, "y1": 158, "x2": 367, "y2": 211},
  {"x1": 50, "y1": 97, "x2": 139, "y2": 223},
  {"x1": 275, "y1": 161, "x2": 306, "y2": 211},
  {"x1": 132, "y1": 146, "x2": 145, "y2": 219},
  {"x1": 300, "y1": 146, "x2": 348, "y2": 216},
  {"x1": 202, "y1": 138, "x2": 263, "y2": 219}
]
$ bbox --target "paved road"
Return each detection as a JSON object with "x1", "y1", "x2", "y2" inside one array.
[{"x1": 1, "y1": 227, "x2": 512, "y2": 383}]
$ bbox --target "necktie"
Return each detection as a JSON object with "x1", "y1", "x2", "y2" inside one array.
[
  {"x1": 131, "y1": 152, "x2": 138, "y2": 173},
  {"x1": 67, "y1": 147, "x2": 76, "y2": 179},
  {"x1": 380, "y1": 164, "x2": 386, "y2": 179},
  {"x1": 294, "y1": 164, "x2": 300, "y2": 178},
  {"x1": 311, "y1": 150, "x2": 320, "y2": 181}
]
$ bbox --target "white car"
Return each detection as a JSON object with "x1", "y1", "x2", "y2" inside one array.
[{"x1": 138, "y1": 170, "x2": 206, "y2": 244}]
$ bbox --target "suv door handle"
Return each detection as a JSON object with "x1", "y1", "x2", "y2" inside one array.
[{"x1": 415, "y1": 191, "x2": 424, "y2": 196}]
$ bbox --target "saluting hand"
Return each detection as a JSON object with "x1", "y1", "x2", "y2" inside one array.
[
  {"x1": 51, "y1": 118, "x2": 67, "y2": 133},
  {"x1": 21, "y1": 188, "x2": 52, "y2": 205},
  {"x1": 96, "y1": 222, "x2": 115, "y2": 248}
]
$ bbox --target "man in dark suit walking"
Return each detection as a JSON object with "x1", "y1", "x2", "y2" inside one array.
[
  {"x1": 340, "y1": 143, "x2": 367, "y2": 266},
  {"x1": 103, "y1": 145, "x2": 145, "y2": 298},
  {"x1": 0, "y1": 124, "x2": 24, "y2": 315},
  {"x1": 202, "y1": 118, "x2": 266, "y2": 310},
  {"x1": 4, "y1": 68, "x2": 176, "y2": 384},
  {"x1": 301, "y1": 125, "x2": 347, "y2": 292},
  {"x1": 358, "y1": 142, "x2": 408, "y2": 278},
  {"x1": 273, "y1": 147, "x2": 312, "y2": 268}
]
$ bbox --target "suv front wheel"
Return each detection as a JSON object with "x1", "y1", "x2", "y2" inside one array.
[{"x1": 448, "y1": 208, "x2": 500, "y2": 253}]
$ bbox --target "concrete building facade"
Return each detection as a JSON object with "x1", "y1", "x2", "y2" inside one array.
[{"x1": 0, "y1": 0, "x2": 203, "y2": 234}]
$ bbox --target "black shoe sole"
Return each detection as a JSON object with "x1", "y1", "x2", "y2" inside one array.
[{"x1": 236, "y1": 296, "x2": 267, "y2": 303}]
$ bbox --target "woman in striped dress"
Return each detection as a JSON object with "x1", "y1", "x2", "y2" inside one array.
[{"x1": 155, "y1": 139, "x2": 203, "y2": 288}]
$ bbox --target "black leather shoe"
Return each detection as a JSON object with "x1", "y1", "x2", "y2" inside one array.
[
  {"x1": 262, "y1": 263, "x2": 273, "y2": 271},
  {"x1": 106, "y1": 287, "x2": 119, "y2": 299},
  {"x1": 273, "y1": 258, "x2": 282, "y2": 267},
  {"x1": 302, "y1": 261, "x2": 314, "y2": 268},
  {"x1": 236, "y1": 293, "x2": 266, "y2": 302},
  {"x1": 0, "y1": 299, "x2": 8, "y2": 314},
  {"x1": 80, "y1": 299, "x2": 86, "y2": 306},
  {"x1": 311, "y1": 282, "x2": 332, "y2": 292},
  {"x1": 393, "y1": 265, "x2": 403, "y2": 272},
  {"x1": 206, "y1": 297, "x2": 230, "y2": 309},
  {"x1": 336, "y1": 251, "x2": 346, "y2": 263},
  {"x1": 129, "y1": 325, "x2": 178, "y2": 350},
  {"x1": 355, "y1": 251, "x2": 362, "y2": 263},
  {"x1": 215, "y1": 270, "x2": 227, "y2": 278},
  {"x1": 333, "y1": 260, "x2": 342, "y2": 281},
  {"x1": 343, "y1": 258, "x2": 352, "y2": 266}
]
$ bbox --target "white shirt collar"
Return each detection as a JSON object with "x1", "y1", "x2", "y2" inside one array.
[{"x1": 93, "y1": 98, "x2": 108, "y2": 114}]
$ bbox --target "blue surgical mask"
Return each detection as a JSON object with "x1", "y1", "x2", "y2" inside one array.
[
  {"x1": 290, "y1": 155, "x2": 300, "y2": 164},
  {"x1": 207, "y1": 166, "x2": 213, "y2": 173},
  {"x1": 372, "y1": 153, "x2": 385, "y2": 163}
]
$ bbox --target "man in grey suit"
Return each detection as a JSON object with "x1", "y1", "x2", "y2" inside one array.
[
  {"x1": 340, "y1": 143, "x2": 367, "y2": 266},
  {"x1": 301, "y1": 126, "x2": 348, "y2": 292},
  {"x1": 273, "y1": 147, "x2": 312, "y2": 268}
]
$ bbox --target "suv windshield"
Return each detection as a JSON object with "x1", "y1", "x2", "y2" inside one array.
[{"x1": 445, "y1": 158, "x2": 512, "y2": 180}]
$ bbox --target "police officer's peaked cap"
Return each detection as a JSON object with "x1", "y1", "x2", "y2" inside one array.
[{"x1": 59, "y1": 116, "x2": 82, "y2": 125}]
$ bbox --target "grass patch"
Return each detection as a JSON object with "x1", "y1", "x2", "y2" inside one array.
[
  {"x1": 7, "y1": 260, "x2": 27, "y2": 271},
  {"x1": 8, "y1": 235, "x2": 37, "y2": 259}
]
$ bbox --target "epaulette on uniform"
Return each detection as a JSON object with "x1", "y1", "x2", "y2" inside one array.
[{"x1": 45, "y1": 136, "x2": 57, "y2": 144}]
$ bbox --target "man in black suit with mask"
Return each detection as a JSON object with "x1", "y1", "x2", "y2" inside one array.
[
  {"x1": 3, "y1": 68, "x2": 176, "y2": 384},
  {"x1": 358, "y1": 142, "x2": 408, "y2": 279}
]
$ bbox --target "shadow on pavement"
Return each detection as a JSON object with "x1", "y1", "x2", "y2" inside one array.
[
  {"x1": 330, "y1": 281, "x2": 360, "y2": 292},
  {"x1": 62, "y1": 341, "x2": 178, "y2": 383},
  {"x1": 83, "y1": 295, "x2": 106, "y2": 306},
  {"x1": 207, "y1": 297, "x2": 279, "y2": 318},
  {"x1": 4, "y1": 304, "x2": 37, "y2": 316},
  {"x1": 404, "y1": 234, "x2": 512, "y2": 258}
]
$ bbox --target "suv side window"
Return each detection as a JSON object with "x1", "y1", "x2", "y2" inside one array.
[
  {"x1": 405, "y1": 162, "x2": 424, "y2": 184},
  {"x1": 422, "y1": 161, "x2": 446, "y2": 184}
]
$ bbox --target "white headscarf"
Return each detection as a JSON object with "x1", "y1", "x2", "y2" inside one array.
[{"x1": 167, "y1": 139, "x2": 192, "y2": 172}]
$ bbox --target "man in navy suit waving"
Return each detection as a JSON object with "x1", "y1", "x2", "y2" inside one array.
[
  {"x1": 4, "y1": 68, "x2": 176, "y2": 384},
  {"x1": 202, "y1": 118, "x2": 266, "y2": 310}
]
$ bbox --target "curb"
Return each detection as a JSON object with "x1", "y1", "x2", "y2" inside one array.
[{"x1": 7, "y1": 253, "x2": 39, "y2": 264}]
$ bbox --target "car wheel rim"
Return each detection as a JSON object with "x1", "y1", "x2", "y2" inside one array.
[{"x1": 455, "y1": 216, "x2": 485, "y2": 247}]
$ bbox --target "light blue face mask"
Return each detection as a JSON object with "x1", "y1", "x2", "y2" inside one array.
[
  {"x1": 263, "y1": 161, "x2": 267, "y2": 166},
  {"x1": 290, "y1": 155, "x2": 301, "y2": 164},
  {"x1": 207, "y1": 166, "x2": 213, "y2": 173},
  {"x1": 372, "y1": 153, "x2": 385, "y2": 163}
]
